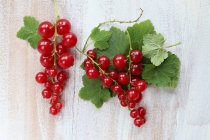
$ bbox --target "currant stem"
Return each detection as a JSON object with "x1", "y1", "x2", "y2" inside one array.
[
  {"x1": 164, "y1": 42, "x2": 181, "y2": 48},
  {"x1": 53, "y1": 0, "x2": 60, "y2": 20},
  {"x1": 126, "y1": 30, "x2": 132, "y2": 89},
  {"x1": 82, "y1": 8, "x2": 144, "y2": 52}
]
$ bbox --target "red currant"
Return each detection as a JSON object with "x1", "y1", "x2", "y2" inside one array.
[
  {"x1": 37, "y1": 39, "x2": 53, "y2": 55},
  {"x1": 45, "y1": 67, "x2": 57, "y2": 77},
  {"x1": 120, "y1": 100, "x2": 127, "y2": 107},
  {"x1": 44, "y1": 80, "x2": 52, "y2": 89},
  {"x1": 56, "y1": 43, "x2": 67, "y2": 55},
  {"x1": 62, "y1": 32, "x2": 77, "y2": 48},
  {"x1": 127, "y1": 89, "x2": 139, "y2": 101},
  {"x1": 118, "y1": 93, "x2": 126, "y2": 100},
  {"x1": 56, "y1": 19, "x2": 71, "y2": 35},
  {"x1": 113, "y1": 54, "x2": 127, "y2": 69},
  {"x1": 128, "y1": 101, "x2": 136, "y2": 108},
  {"x1": 130, "y1": 63, "x2": 142, "y2": 76},
  {"x1": 50, "y1": 106, "x2": 58, "y2": 115},
  {"x1": 38, "y1": 21, "x2": 55, "y2": 39},
  {"x1": 111, "y1": 84, "x2": 122, "y2": 94},
  {"x1": 40, "y1": 54, "x2": 54, "y2": 68},
  {"x1": 52, "y1": 82, "x2": 64, "y2": 94},
  {"x1": 58, "y1": 52, "x2": 74, "y2": 69},
  {"x1": 130, "y1": 109, "x2": 139, "y2": 118},
  {"x1": 87, "y1": 50, "x2": 97, "y2": 60},
  {"x1": 83, "y1": 59, "x2": 94, "y2": 70},
  {"x1": 118, "y1": 72, "x2": 129, "y2": 85},
  {"x1": 134, "y1": 93, "x2": 142, "y2": 103},
  {"x1": 57, "y1": 71, "x2": 69, "y2": 83},
  {"x1": 109, "y1": 70, "x2": 119, "y2": 80},
  {"x1": 54, "y1": 102, "x2": 63, "y2": 110},
  {"x1": 86, "y1": 67, "x2": 99, "y2": 79},
  {"x1": 130, "y1": 49, "x2": 142, "y2": 64},
  {"x1": 134, "y1": 117, "x2": 146, "y2": 127},
  {"x1": 50, "y1": 95, "x2": 59, "y2": 105},
  {"x1": 42, "y1": 89, "x2": 52, "y2": 99},
  {"x1": 131, "y1": 78, "x2": 140, "y2": 87},
  {"x1": 138, "y1": 107, "x2": 146, "y2": 116},
  {"x1": 135, "y1": 80, "x2": 147, "y2": 92},
  {"x1": 98, "y1": 56, "x2": 110, "y2": 69},
  {"x1": 102, "y1": 77, "x2": 113, "y2": 88},
  {"x1": 35, "y1": 72, "x2": 47, "y2": 83}
]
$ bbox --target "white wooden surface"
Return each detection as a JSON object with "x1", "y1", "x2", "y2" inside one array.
[{"x1": 0, "y1": 0, "x2": 210, "y2": 140}]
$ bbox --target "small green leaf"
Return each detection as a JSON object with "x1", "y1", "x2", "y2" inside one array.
[
  {"x1": 127, "y1": 20, "x2": 155, "y2": 50},
  {"x1": 79, "y1": 75, "x2": 111, "y2": 108},
  {"x1": 17, "y1": 16, "x2": 41, "y2": 49},
  {"x1": 142, "y1": 33, "x2": 169, "y2": 66},
  {"x1": 90, "y1": 27, "x2": 112, "y2": 50},
  {"x1": 95, "y1": 27, "x2": 129, "y2": 61},
  {"x1": 142, "y1": 53, "x2": 180, "y2": 88}
]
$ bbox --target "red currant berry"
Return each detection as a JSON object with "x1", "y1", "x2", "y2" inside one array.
[
  {"x1": 134, "y1": 117, "x2": 146, "y2": 127},
  {"x1": 45, "y1": 67, "x2": 57, "y2": 77},
  {"x1": 40, "y1": 54, "x2": 54, "y2": 68},
  {"x1": 111, "y1": 84, "x2": 122, "y2": 94},
  {"x1": 118, "y1": 93, "x2": 126, "y2": 100},
  {"x1": 58, "y1": 52, "x2": 74, "y2": 69},
  {"x1": 131, "y1": 78, "x2": 140, "y2": 87},
  {"x1": 35, "y1": 72, "x2": 47, "y2": 83},
  {"x1": 56, "y1": 19, "x2": 71, "y2": 35},
  {"x1": 109, "y1": 70, "x2": 119, "y2": 80},
  {"x1": 98, "y1": 70, "x2": 106, "y2": 80},
  {"x1": 113, "y1": 54, "x2": 127, "y2": 69},
  {"x1": 98, "y1": 56, "x2": 110, "y2": 69},
  {"x1": 83, "y1": 59, "x2": 94, "y2": 70},
  {"x1": 128, "y1": 101, "x2": 136, "y2": 108},
  {"x1": 37, "y1": 39, "x2": 53, "y2": 55},
  {"x1": 120, "y1": 100, "x2": 127, "y2": 107},
  {"x1": 62, "y1": 32, "x2": 77, "y2": 48},
  {"x1": 130, "y1": 109, "x2": 139, "y2": 118},
  {"x1": 86, "y1": 67, "x2": 99, "y2": 79},
  {"x1": 134, "y1": 93, "x2": 142, "y2": 103},
  {"x1": 130, "y1": 63, "x2": 142, "y2": 76},
  {"x1": 87, "y1": 50, "x2": 97, "y2": 60},
  {"x1": 102, "y1": 77, "x2": 113, "y2": 88},
  {"x1": 54, "y1": 102, "x2": 63, "y2": 110},
  {"x1": 56, "y1": 43, "x2": 67, "y2": 55},
  {"x1": 42, "y1": 89, "x2": 52, "y2": 99},
  {"x1": 50, "y1": 106, "x2": 58, "y2": 115},
  {"x1": 52, "y1": 82, "x2": 64, "y2": 94},
  {"x1": 138, "y1": 107, "x2": 146, "y2": 116},
  {"x1": 38, "y1": 21, "x2": 55, "y2": 39},
  {"x1": 135, "y1": 80, "x2": 147, "y2": 92},
  {"x1": 130, "y1": 49, "x2": 142, "y2": 64},
  {"x1": 118, "y1": 72, "x2": 129, "y2": 85},
  {"x1": 50, "y1": 95, "x2": 59, "y2": 105},
  {"x1": 44, "y1": 80, "x2": 52, "y2": 89},
  {"x1": 127, "y1": 89, "x2": 139, "y2": 101},
  {"x1": 57, "y1": 71, "x2": 69, "y2": 83}
]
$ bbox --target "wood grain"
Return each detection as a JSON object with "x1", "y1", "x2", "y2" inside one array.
[{"x1": 0, "y1": 0, "x2": 210, "y2": 139}]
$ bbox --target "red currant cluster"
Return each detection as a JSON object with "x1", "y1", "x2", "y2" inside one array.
[
  {"x1": 35, "y1": 19, "x2": 77, "y2": 115},
  {"x1": 83, "y1": 49, "x2": 147, "y2": 127}
]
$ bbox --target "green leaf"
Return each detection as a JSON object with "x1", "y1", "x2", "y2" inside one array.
[
  {"x1": 95, "y1": 27, "x2": 129, "y2": 61},
  {"x1": 142, "y1": 33, "x2": 168, "y2": 66},
  {"x1": 94, "y1": 41, "x2": 109, "y2": 50},
  {"x1": 142, "y1": 53, "x2": 180, "y2": 88},
  {"x1": 79, "y1": 75, "x2": 111, "y2": 108},
  {"x1": 90, "y1": 27, "x2": 112, "y2": 50},
  {"x1": 127, "y1": 20, "x2": 155, "y2": 50},
  {"x1": 17, "y1": 16, "x2": 41, "y2": 49}
]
